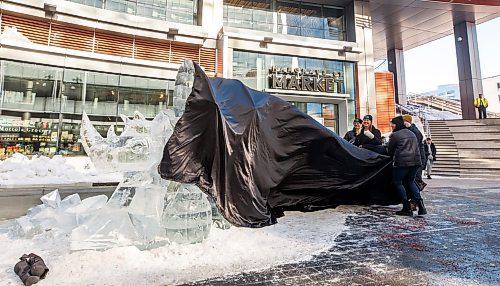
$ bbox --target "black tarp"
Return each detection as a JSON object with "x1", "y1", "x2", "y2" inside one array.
[{"x1": 159, "y1": 63, "x2": 398, "y2": 227}]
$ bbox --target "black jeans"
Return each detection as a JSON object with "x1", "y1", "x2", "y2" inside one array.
[
  {"x1": 392, "y1": 166, "x2": 422, "y2": 203},
  {"x1": 478, "y1": 107, "x2": 487, "y2": 119}
]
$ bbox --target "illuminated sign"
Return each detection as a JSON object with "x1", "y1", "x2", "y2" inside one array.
[{"x1": 269, "y1": 67, "x2": 343, "y2": 93}]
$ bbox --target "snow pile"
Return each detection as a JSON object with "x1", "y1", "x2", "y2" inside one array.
[
  {"x1": 0, "y1": 26, "x2": 32, "y2": 44},
  {"x1": 0, "y1": 208, "x2": 348, "y2": 286},
  {"x1": 0, "y1": 153, "x2": 121, "y2": 187}
]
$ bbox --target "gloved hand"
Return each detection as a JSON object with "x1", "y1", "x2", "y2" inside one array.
[{"x1": 364, "y1": 130, "x2": 374, "y2": 139}]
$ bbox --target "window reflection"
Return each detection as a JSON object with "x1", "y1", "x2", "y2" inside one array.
[
  {"x1": 0, "y1": 60, "x2": 174, "y2": 157},
  {"x1": 65, "y1": 0, "x2": 197, "y2": 25},
  {"x1": 224, "y1": 0, "x2": 346, "y2": 41}
]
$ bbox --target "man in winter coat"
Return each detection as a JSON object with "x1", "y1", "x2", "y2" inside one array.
[
  {"x1": 388, "y1": 116, "x2": 427, "y2": 216},
  {"x1": 424, "y1": 137, "x2": 437, "y2": 179},
  {"x1": 474, "y1": 93, "x2": 488, "y2": 119},
  {"x1": 344, "y1": 118, "x2": 363, "y2": 143},
  {"x1": 402, "y1": 115, "x2": 426, "y2": 190}
]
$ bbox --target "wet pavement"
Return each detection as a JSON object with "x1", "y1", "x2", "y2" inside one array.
[{"x1": 181, "y1": 178, "x2": 500, "y2": 286}]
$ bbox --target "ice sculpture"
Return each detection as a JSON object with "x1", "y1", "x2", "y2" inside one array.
[
  {"x1": 9, "y1": 60, "x2": 229, "y2": 251},
  {"x1": 71, "y1": 60, "x2": 218, "y2": 251}
]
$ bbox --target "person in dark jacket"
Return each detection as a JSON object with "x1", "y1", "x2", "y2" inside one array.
[
  {"x1": 402, "y1": 115, "x2": 427, "y2": 190},
  {"x1": 424, "y1": 137, "x2": 437, "y2": 179},
  {"x1": 354, "y1": 115, "x2": 382, "y2": 147},
  {"x1": 344, "y1": 118, "x2": 363, "y2": 143},
  {"x1": 388, "y1": 116, "x2": 427, "y2": 216}
]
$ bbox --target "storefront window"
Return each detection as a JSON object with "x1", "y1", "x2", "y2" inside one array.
[
  {"x1": 290, "y1": 102, "x2": 339, "y2": 133},
  {"x1": 118, "y1": 75, "x2": 170, "y2": 118},
  {"x1": 233, "y1": 50, "x2": 355, "y2": 134},
  {"x1": 65, "y1": 0, "x2": 197, "y2": 25},
  {"x1": 0, "y1": 60, "x2": 175, "y2": 158},
  {"x1": 224, "y1": 0, "x2": 347, "y2": 41}
]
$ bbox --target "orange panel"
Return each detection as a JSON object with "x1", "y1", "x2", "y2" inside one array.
[
  {"x1": 50, "y1": 22, "x2": 94, "y2": 52},
  {"x1": 1, "y1": 13, "x2": 50, "y2": 45},
  {"x1": 134, "y1": 38, "x2": 170, "y2": 62},
  {"x1": 94, "y1": 31, "x2": 133, "y2": 57},
  {"x1": 199, "y1": 48, "x2": 216, "y2": 74},
  {"x1": 375, "y1": 71, "x2": 396, "y2": 134},
  {"x1": 170, "y1": 43, "x2": 200, "y2": 65}
]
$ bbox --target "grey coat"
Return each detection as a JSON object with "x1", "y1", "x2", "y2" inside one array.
[{"x1": 388, "y1": 128, "x2": 422, "y2": 167}]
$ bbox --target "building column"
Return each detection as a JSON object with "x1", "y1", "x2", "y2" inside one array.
[
  {"x1": 453, "y1": 21, "x2": 483, "y2": 119},
  {"x1": 354, "y1": 1, "x2": 377, "y2": 121},
  {"x1": 387, "y1": 48, "x2": 407, "y2": 105}
]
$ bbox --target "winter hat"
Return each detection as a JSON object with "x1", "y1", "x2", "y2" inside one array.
[
  {"x1": 353, "y1": 118, "x2": 362, "y2": 124},
  {"x1": 391, "y1": 116, "x2": 405, "y2": 131},
  {"x1": 363, "y1": 115, "x2": 373, "y2": 122},
  {"x1": 402, "y1": 114, "x2": 413, "y2": 124}
]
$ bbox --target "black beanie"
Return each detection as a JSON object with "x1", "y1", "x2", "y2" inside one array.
[
  {"x1": 391, "y1": 116, "x2": 405, "y2": 131},
  {"x1": 363, "y1": 115, "x2": 373, "y2": 122}
]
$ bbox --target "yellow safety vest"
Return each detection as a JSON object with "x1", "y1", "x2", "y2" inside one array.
[{"x1": 474, "y1": 97, "x2": 488, "y2": 108}]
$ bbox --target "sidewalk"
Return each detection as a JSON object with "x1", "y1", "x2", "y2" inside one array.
[{"x1": 182, "y1": 178, "x2": 500, "y2": 286}]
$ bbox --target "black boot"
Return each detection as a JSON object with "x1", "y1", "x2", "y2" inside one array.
[
  {"x1": 396, "y1": 201, "x2": 413, "y2": 216},
  {"x1": 417, "y1": 199, "x2": 427, "y2": 215}
]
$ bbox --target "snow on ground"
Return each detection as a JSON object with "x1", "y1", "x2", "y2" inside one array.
[
  {"x1": 0, "y1": 154, "x2": 121, "y2": 187},
  {"x1": 0, "y1": 208, "x2": 348, "y2": 286}
]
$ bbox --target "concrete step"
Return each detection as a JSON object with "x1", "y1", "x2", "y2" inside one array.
[{"x1": 458, "y1": 150, "x2": 500, "y2": 159}]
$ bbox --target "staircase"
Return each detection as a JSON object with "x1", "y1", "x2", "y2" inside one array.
[
  {"x1": 428, "y1": 119, "x2": 500, "y2": 178},
  {"x1": 427, "y1": 121, "x2": 460, "y2": 177}
]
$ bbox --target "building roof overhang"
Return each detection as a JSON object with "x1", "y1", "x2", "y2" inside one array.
[{"x1": 369, "y1": 0, "x2": 500, "y2": 59}]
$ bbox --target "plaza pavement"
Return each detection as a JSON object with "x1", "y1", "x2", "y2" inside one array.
[{"x1": 181, "y1": 178, "x2": 500, "y2": 286}]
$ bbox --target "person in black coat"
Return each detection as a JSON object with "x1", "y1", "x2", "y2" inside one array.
[
  {"x1": 354, "y1": 115, "x2": 382, "y2": 147},
  {"x1": 388, "y1": 116, "x2": 427, "y2": 216},
  {"x1": 343, "y1": 118, "x2": 363, "y2": 143},
  {"x1": 402, "y1": 115, "x2": 426, "y2": 180},
  {"x1": 424, "y1": 137, "x2": 437, "y2": 179}
]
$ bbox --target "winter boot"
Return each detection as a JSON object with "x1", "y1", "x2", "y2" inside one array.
[
  {"x1": 396, "y1": 201, "x2": 413, "y2": 216},
  {"x1": 26, "y1": 253, "x2": 49, "y2": 279},
  {"x1": 409, "y1": 199, "x2": 417, "y2": 211},
  {"x1": 417, "y1": 199, "x2": 427, "y2": 215},
  {"x1": 14, "y1": 259, "x2": 39, "y2": 286}
]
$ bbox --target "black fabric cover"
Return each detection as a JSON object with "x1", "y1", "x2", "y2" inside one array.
[{"x1": 159, "y1": 64, "x2": 398, "y2": 228}]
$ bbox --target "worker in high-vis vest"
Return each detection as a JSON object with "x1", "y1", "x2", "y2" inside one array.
[{"x1": 474, "y1": 94, "x2": 489, "y2": 119}]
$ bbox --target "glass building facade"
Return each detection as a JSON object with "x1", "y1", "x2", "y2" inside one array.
[
  {"x1": 224, "y1": 0, "x2": 346, "y2": 41},
  {"x1": 66, "y1": 0, "x2": 198, "y2": 24},
  {"x1": 232, "y1": 50, "x2": 356, "y2": 133},
  {"x1": 0, "y1": 60, "x2": 175, "y2": 158}
]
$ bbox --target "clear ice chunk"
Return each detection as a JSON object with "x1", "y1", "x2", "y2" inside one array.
[
  {"x1": 161, "y1": 183, "x2": 212, "y2": 244},
  {"x1": 61, "y1": 194, "x2": 82, "y2": 209},
  {"x1": 40, "y1": 189, "x2": 61, "y2": 208}
]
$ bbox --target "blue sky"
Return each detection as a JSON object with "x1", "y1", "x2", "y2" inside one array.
[{"x1": 376, "y1": 17, "x2": 500, "y2": 94}]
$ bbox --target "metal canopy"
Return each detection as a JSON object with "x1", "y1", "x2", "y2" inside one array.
[{"x1": 369, "y1": 0, "x2": 500, "y2": 59}]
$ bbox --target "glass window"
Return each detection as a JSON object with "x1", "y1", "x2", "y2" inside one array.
[
  {"x1": 167, "y1": 0, "x2": 197, "y2": 25},
  {"x1": 65, "y1": 0, "x2": 197, "y2": 25},
  {"x1": 0, "y1": 61, "x2": 175, "y2": 157},
  {"x1": 2, "y1": 62, "x2": 62, "y2": 113},
  {"x1": 137, "y1": 0, "x2": 167, "y2": 20},
  {"x1": 117, "y1": 75, "x2": 169, "y2": 118},
  {"x1": 232, "y1": 51, "x2": 356, "y2": 131},
  {"x1": 106, "y1": 0, "x2": 137, "y2": 14},
  {"x1": 290, "y1": 102, "x2": 339, "y2": 133},
  {"x1": 66, "y1": 0, "x2": 104, "y2": 8},
  {"x1": 224, "y1": 0, "x2": 346, "y2": 41}
]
